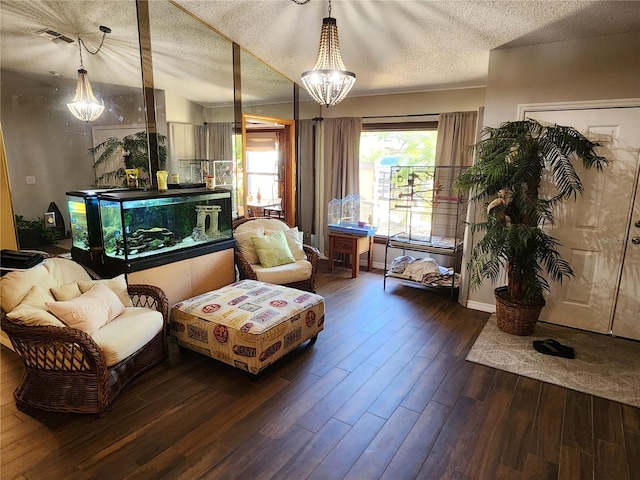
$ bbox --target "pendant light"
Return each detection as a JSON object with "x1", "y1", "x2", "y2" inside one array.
[
  {"x1": 301, "y1": 0, "x2": 356, "y2": 107},
  {"x1": 67, "y1": 26, "x2": 110, "y2": 122}
]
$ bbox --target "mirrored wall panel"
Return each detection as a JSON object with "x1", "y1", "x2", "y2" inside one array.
[{"x1": 1, "y1": 0, "x2": 146, "y2": 229}]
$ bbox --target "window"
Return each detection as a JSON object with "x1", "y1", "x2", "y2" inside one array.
[{"x1": 359, "y1": 123, "x2": 438, "y2": 236}]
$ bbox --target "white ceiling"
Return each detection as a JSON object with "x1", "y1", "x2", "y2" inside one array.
[{"x1": 1, "y1": 0, "x2": 639, "y2": 106}]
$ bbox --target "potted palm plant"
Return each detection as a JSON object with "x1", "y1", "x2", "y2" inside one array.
[
  {"x1": 89, "y1": 131, "x2": 167, "y2": 187},
  {"x1": 454, "y1": 119, "x2": 607, "y2": 335}
]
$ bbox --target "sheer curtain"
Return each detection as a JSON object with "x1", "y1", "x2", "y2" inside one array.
[
  {"x1": 315, "y1": 117, "x2": 362, "y2": 255},
  {"x1": 433, "y1": 111, "x2": 478, "y2": 239}
]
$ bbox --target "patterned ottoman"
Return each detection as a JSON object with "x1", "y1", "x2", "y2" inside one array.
[{"x1": 170, "y1": 280, "x2": 325, "y2": 374}]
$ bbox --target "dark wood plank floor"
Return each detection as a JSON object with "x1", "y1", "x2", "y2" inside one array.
[{"x1": 2, "y1": 263, "x2": 639, "y2": 480}]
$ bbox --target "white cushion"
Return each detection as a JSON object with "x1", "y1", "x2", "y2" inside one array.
[
  {"x1": 236, "y1": 218, "x2": 289, "y2": 234},
  {"x1": 252, "y1": 259, "x2": 313, "y2": 284},
  {"x1": 50, "y1": 281, "x2": 82, "y2": 301},
  {"x1": 78, "y1": 274, "x2": 133, "y2": 307},
  {"x1": 234, "y1": 226, "x2": 264, "y2": 265},
  {"x1": 1, "y1": 258, "x2": 92, "y2": 313},
  {"x1": 6, "y1": 285, "x2": 65, "y2": 327},
  {"x1": 46, "y1": 283, "x2": 126, "y2": 335},
  {"x1": 91, "y1": 307, "x2": 163, "y2": 367}
]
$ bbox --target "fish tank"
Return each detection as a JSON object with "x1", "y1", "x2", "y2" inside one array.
[
  {"x1": 66, "y1": 189, "x2": 131, "y2": 275},
  {"x1": 97, "y1": 188, "x2": 234, "y2": 273}
]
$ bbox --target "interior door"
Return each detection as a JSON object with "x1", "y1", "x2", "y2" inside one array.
[
  {"x1": 612, "y1": 175, "x2": 640, "y2": 339},
  {"x1": 524, "y1": 107, "x2": 640, "y2": 338}
]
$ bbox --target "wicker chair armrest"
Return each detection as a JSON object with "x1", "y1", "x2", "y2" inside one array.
[
  {"x1": 0, "y1": 314, "x2": 108, "y2": 374},
  {"x1": 234, "y1": 250, "x2": 259, "y2": 280},
  {"x1": 127, "y1": 284, "x2": 169, "y2": 326},
  {"x1": 303, "y1": 244, "x2": 320, "y2": 269}
]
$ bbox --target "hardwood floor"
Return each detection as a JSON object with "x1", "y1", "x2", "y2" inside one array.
[{"x1": 2, "y1": 264, "x2": 639, "y2": 480}]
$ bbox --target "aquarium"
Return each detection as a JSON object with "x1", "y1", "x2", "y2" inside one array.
[
  {"x1": 67, "y1": 189, "x2": 133, "y2": 276},
  {"x1": 67, "y1": 194, "x2": 92, "y2": 250},
  {"x1": 97, "y1": 188, "x2": 233, "y2": 272}
]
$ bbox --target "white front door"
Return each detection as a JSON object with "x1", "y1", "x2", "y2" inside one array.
[
  {"x1": 523, "y1": 106, "x2": 640, "y2": 339},
  {"x1": 612, "y1": 173, "x2": 640, "y2": 339}
]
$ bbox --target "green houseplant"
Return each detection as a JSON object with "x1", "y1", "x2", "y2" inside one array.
[
  {"x1": 454, "y1": 119, "x2": 607, "y2": 335},
  {"x1": 15, "y1": 215, "x2": 61, "y2": 248},
  {"x1": 89, "y1": 131, "x2": 167, "y2": 187}
]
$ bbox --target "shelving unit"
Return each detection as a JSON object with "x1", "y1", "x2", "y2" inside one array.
[{"x1": 383, "y1": 165, "x2": 468, "y2": 299}]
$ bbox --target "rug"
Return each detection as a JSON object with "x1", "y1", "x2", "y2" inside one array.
[{"x1": 467, "y1": 315, "x2": 640, "y2": 408}]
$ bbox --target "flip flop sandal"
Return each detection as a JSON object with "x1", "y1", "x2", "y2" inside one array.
[{"x1": 532, "y1": 339, "x2": 575, "y2": 359}]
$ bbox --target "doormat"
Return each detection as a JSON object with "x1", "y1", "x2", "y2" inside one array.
[{"x1": 467, "y1": 315, "x2": 640, "y2": 408}]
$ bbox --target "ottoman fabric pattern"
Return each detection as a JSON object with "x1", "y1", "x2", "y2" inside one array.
[{"x1": 170, "y1": 280, "x2": 324, "y2": 374}]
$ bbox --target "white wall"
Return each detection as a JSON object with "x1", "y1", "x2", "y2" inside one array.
[
  {"x1": 466, "y1": 31, "x2": 640, "y2": 311},
  {"x1": 164, "y1": 91, "x2": 205, "y2": 124}
]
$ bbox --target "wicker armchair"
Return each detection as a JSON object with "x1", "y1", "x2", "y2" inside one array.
[
  {"x1": 1, "y1": 260, "x2": 169, "y2": 415},
  {"x1": 233, "y1": 217, "x2": 320, "y2": 293}
]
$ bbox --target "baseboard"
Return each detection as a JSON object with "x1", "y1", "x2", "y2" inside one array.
[{"x1": 465, "y1": 300, "x2": 495, "y2": 313}]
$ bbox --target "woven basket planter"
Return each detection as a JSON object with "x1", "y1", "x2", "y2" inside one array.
[{"x1": 494, "y1": 286, "x2": 545, "y2": 336}]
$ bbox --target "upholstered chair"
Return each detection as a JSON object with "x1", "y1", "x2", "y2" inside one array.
[{"x1": 232, "y1": 217, "x2": 320, "y2": 293}]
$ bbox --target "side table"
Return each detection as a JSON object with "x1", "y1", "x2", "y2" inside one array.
[{"x1": 328, "y1": 232, "x2": 374, "y2": 278}]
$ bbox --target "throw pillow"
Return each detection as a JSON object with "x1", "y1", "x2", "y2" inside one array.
[
  {"x1": 77, "y1": 274, "x2": 132, "y2": 307},
  {"x1": 251, "y1": 230, "x2": 295, "y2": 268},
  {"x1": 6, "y1": 285, "x2": 65, "y2": 327},
  {"x1": 50, "y1": 281, "x2": 82, "y2": 301},
  {"x1": 234, "y1": 226, "x2": 264, "y2": 264},
  {"x1": 266, "y1": 226, "x2": 306, "y2": 261},
  {"x1": 46, "y1": 282, "x2": 126, "y2": 335}
]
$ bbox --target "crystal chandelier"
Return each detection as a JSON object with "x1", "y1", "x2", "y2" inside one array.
[
  {"x1": 67, "y1": 26, "x2": 110, "y2": 122},
  {"x1": 301, "y1": 0, "x2": 356, "y2": 107}
]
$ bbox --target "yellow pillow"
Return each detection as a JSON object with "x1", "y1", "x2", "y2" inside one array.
[
  {"x1": 46, "y1": 283, "x2": 125, "y2": 335},
  {"x1": 265, "y1": 227, "x2": 306, "y2": 261},
  {"x1": 77, "y1": 274, "x2": 132, "y2": 307},
  {"x1": 6, "y1": 285, "x2": 64, "y2": 327},
  {"x1": 251, "y1": 230, "x2": 295, "y2": 268}
]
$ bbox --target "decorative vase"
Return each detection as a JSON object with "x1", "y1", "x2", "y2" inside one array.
[
  {"x1": 494, "y1": 286, "x2": 545, "y2": 336},
  {"x1": 156, "y1": 170, "x2": 169, "y2": 190}
]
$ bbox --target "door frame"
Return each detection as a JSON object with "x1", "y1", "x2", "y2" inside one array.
[
  {"x1": 517, "y1": 98, "x2": 640, "y2": 119},
  {"x1": 241, "y1": 114, "x2": 296, "y2": 226}
]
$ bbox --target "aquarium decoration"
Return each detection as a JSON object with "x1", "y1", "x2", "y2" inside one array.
[
  {"x1": 192, "y1": 205, "x2": 222, "y2": 241},
  {"x1": 116, "y1": 227, "x2": 176, "y2": 255}
]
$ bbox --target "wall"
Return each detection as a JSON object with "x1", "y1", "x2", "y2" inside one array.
[
  {"x1": 312, "y1": 87, "x2": 486, "y2": 119},
  {"x1": 298, "y1": 86, "x2": 487, "y2": 266},
  {"x1": 466, "y1": 30, "x2": 640, "y2": 311},
  {"x1": 164, "y1": 91, "x2": 205, "y2": 124}
]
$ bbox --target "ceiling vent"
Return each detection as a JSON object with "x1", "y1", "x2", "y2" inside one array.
[{"x1": 36, "y1": 28, "x2": 74, "y2": 44}]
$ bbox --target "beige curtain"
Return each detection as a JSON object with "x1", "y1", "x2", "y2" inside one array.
[
  {"x1": 167, "y1": 123, "x2": 206, "y2": 173},
  {"x1": 433, "y1": 111, "x2": 478, "y2": 239},
  {"x1": 207, "y1": 122, "x2": 233, "y2": 160},
  {"x1": 316, "y1": 117, "x2": 362, "y2": 255},
  {"x1": 435, "y1": 111, "x2": 478, "y2": 167}
]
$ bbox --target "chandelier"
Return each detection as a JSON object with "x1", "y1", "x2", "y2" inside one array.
[
  {"x1": 301, "y1": 0, "x2": 356, "y2": 107},
  {"x1": 67, "y1": 26, "x2": 110, "y2": 122}
]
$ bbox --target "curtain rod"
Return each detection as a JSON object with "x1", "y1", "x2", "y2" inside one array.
[{"x1": 363, "y1": 112, "x2": 440, "y2": 119}]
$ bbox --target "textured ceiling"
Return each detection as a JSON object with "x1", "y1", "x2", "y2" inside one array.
[{"x1": 1, "y1": 0, "x2": 639, "y2": 107}]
